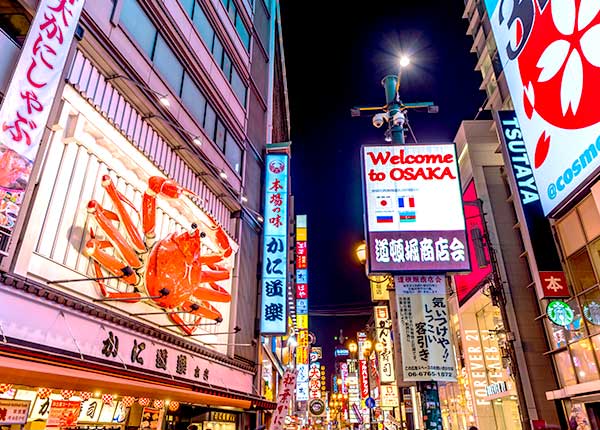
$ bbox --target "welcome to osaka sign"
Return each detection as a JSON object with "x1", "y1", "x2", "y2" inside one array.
[
  {"x1": 485, "y1": 0, "x2": 600, "y2": 214},
  {"x1": 361, "y1": 144, "x2": 469, "y2": 274}
]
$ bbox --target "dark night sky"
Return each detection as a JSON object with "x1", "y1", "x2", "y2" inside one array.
[{"x1": 279, "y1": 1, "x2": 485, "y2": 374}]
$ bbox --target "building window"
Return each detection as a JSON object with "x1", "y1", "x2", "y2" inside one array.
[
  {"x1": 153, "y1": 35, "x2": 184, "y2": 93},
  {"x1": 121, "y1": 0, "x2": 158, "y2": 57},
  {"x1": 224, "y1": 133, "x2": 242, "y2": 174},
  {"x1": 181, "y1": 73, "x2": 207, "y2": 126},
  {"x1": 220, "y1": 0, "x2": 251, "y2": 50},
  {"x1": 181, "y1": 0, "x2": 248, "y2": 104},
  {"x1": 570, "y1": 339, "x2": 600, "y2": 383},
  {"x1": 554, "y1": 350, "x2": 577, "y2": 386}
]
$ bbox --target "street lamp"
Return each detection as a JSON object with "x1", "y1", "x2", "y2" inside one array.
[
  {"x1": 355, "y1": 241, "x2": 367, "y2": 265},
  {"x1": 348, "y1": 342, "x2": 358, "y2": 355}
]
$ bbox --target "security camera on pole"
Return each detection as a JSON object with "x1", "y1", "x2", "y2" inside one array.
[{"x1": 352, "y1": 56, "x2": 465, "y2": 430}]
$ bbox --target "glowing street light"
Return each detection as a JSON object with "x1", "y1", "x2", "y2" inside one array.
[{"x1": 399, "y1": 55, "x2": 411, "y2": 68}]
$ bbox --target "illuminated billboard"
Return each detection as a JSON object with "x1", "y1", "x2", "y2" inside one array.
[
  {"x1": 361, "y1": 144, "x2": 469, "y2": 274},
  {"x1": 485, "y1": 0, "x2": 600, "y2": 214},
  {"x1": 260, "y1": 154, "x2": 289, "y2": 334}
]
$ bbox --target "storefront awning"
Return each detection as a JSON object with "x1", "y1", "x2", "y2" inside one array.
[{"x1": 0, "y1": 349, "x2": 275, "y2": 410}]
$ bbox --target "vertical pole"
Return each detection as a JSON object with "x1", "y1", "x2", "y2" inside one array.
[{"x1": 382, "y1": 74, "x2": 443, "y2": 430}]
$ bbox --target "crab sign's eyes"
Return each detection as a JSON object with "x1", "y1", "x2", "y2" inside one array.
[
  {"x1": 200, "y1": 232, "x2": 207, "y2": 238},
  {"x1": 191, "y1": 223, "x2": 198, "y2": 230}
]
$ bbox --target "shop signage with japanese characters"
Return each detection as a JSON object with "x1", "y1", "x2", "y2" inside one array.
[
  {"x1": 296, "y1": 215, "x2": 310, "y2": 401},
  {"x1": 361, "y1": 144, "x2": 469, "y2": 274},
  {"x1": 486, "y1": 2, "x2": 600, "y2": 215},
  {"x1": 271, "y1": 370, "x2": 297, "y2": 430},
  {"x1": 370, "y1": 275, "x2": 392, "y2": 301},
  {"x1": 395, "y1": 276, "x2": 456, "y2": 381},
  {"x1": 0, "y1": 399, "x2": 30, "y2": 425},
  {"x1": 309, "y1": 362, "x2": 321, "y2": 399},
  {"x1": 380, "y1": 385, "x2": 399, "y2": 408},
  {"x1": 540, "y1": 271, "x2": 569, "y2": 298},
  {"x1": 0, "y1": 0, "x2": 85, "y2": 232},
  {"x1": 373, "y1": 305, "x2": 395, "y2": 383},
  {"x1": 261, "y1": 154, "x2": 289, "y2": 334},
  {"x1": 46, "y1": 400, "x2": 81, "y2": 430},
  {"x1": 358, "y1": 359, "x2": 369, "y2": 399}
]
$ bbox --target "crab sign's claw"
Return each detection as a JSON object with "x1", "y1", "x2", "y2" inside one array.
[
  {"x1": 204, "y1": 213, "x2": 233, "y2": 259},
  {"x1": 143, "y1": 176, "x2": 195, "y2": 239},
  {"x1": 168, "y1": 300, "x2": 224, "y2": 336}
]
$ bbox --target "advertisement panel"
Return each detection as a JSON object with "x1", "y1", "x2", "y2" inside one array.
[
  {"x1": 485, "y1": 1, "x2": 600, "y2": 214},
  {"x1": 380, "y1": 385, "x2": 400, "y2": 408},
  {"x1": 46, "y1": 400, "x2": 81, "y2": 430},
  {"x1": 271, "y1": 370, "x2": 297, "y2": 430},
  {"x1": 395, "y1": 276, "x2": 456, "y2": 381},
  {"x1": 0, "y1": 399, "x2": 30, "y2": 425},
  {"x1": 454, "y1": 181, "x2": 492, "y2": 305},
  {"x1": 295, "y1": 215, "x2": 310, "y2": 399},
  {"x1": 0, "y1": 0, "x2": 85, "y2": 232},
  {"x1": 261, "y1": 154, "x2": 289, "y2": 334},
  {"x1": 373, "y1": 305, "x2": 395, "y2": 383},
  {"x1": 361, "y1": 144, "x2": 469, "y2": 274},
  {"x1": 370, "y1": 275, "x2": 392, "y2": 301},
  {"x1": 495, "y1": 111, "x2": 567, "y2": 298}
]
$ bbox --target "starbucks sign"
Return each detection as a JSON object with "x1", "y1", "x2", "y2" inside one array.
[{"x1": 547, "y1": 300, "x2": 574, "y2": 326}]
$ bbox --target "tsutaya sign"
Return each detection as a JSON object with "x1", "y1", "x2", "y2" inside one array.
[
  {"x1": 0, "y1": 0, "x2": 85, "y2": 231},
  {"x1": 260, "y1": 154, "x2": 289, "y2": 334},
  {"x1": 485, "y1": 0, "x2": 600, "y2": 214},
  {"x1": 361, "y1": 144, "x2": 469, "y2": 273}
]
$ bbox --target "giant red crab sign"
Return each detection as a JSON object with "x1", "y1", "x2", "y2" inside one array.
[{"x1": 84, "y1": 175, "x2": 233, "y2": 335}]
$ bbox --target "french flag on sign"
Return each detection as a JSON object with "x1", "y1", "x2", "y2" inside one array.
[{"x1": 398, "y1": 196, "x2": 415, "y2": 208}]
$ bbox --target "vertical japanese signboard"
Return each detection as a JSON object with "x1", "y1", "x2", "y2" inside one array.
[
  {"x1": 271, "y1": 370, "x2": 297, "y2": 430},
  {"x1": 296, "y1": 214, "x2": 309, "y2": 400},
  {"x1": 361, "y1": 144, "x2": 469, "y2": 274},
  {"x1": 260, "y1": 154, "x2": 289, "y2": 334},
  {"x1": 395, "y1": 276, "x2": 456, "y2": 382},
  {"x1": 0, "y1": 0, "x2": 85, "y2": 232},
  {"x1": 309, "y1": 361, "x2": 321, "y2": 399},
  {"x1": 373, "y1": 306, "x2": 395, "y2": 383},
  {"x1": 495, "y1": 111, "x2": 567, "y2": 298},
  {"x1": 485, "y1": 1, "x2": 600, "y2": 215}
]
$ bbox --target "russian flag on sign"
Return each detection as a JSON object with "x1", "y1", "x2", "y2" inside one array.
[
  {"x1": 376, "y1": 215, "x2": 394, "y2": 223},
  {"x1": 398, "y1": 196, "x2": 415, "y2": 208}
]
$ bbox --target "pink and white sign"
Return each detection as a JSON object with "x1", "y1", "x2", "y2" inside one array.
[
  {"x1": 0, "y1": 0, "x2": 85, "y2": 230},
  {"x1": 485, "y1": 0, "x2": 600, "y2": 214},
  {"x1": 271, "y1": 370, "x2": 296, "y2": 430}
]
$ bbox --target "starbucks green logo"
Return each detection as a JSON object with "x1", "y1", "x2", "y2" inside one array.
[
  {"x1": 547, "y1": 300, "x2": 574, "y2": 326},
  {"x1": 584, "y1": 301, "x2": 600, "y2": 326}
]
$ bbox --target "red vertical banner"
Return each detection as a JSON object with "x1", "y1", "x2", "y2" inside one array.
[{"x1": 358, "y1": 359, "x2": 369, "y2": 399}]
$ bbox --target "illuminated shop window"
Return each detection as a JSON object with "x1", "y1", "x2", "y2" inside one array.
[
  {"x1": 570, "y1": 338, "x2": 600, "y2": 383},
  {"x1": 554, "y1": 350, "x2": 577, "y2": 386},
  {"x1": 579, "y1": 196, "x2": 600, "y2": 242},
  {"x1": 557, "y1": 209, "x2": 587, "y2": 257},
  {"x1": 567, "y1": 248, "x2": 597, "y2": 294}
]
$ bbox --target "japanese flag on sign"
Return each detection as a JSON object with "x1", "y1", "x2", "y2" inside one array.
[{"x1": 271, "y1": 370, "x2": 296, "y2": 430}]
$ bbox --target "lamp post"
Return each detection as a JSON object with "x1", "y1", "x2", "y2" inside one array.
[{"x1": 352, "y1": 56, "x2": 443, "y2": 430}]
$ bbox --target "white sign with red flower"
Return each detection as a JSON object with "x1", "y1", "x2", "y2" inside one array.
[{"x1": 486, "y1": 0, "x2": 600, "y2": 214}]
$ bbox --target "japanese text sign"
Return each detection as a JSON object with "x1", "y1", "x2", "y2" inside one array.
[
  {"x1": 0, "y1": 0, "x2": 85, "y2": 231},
  {"x1": 0, "y1": 399, "x2": 30, "y2": 425},
  {"x1": 359, "y1": 359, "x2": 369, "y2": 399},
  {"x1": 485, "y1": 1, "x2": 600, "y2": 214},
  {"x1": 296, "y1": 364, "x2": 309, "y2": 401},
  {"x1": 361, "y1": 144, "x2": 469, "y2": 273},
  {"x1": 373, "y1": 305, "x2": 396, "y2": 383},
  {"x1": 46, "y1": 400, "x2": 81, "y2": 429},
  {"x1": 260, "y1": 154, "x2": 289, "y2": 334},
  {"x1": 395, "y1": 276, "x2": 456, "y2": 382},
  {"x1": 540, "y1": 271, "x2": 569, "y2": 298},
  {"x1": 380, "y1": 385, "x2": 399, "y2": 408},
  {"x1": 271, "y1": 370, "x2": 296, "y2": 430}
]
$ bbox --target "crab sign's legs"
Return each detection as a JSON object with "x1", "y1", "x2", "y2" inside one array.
[
  {"x1": 143, "y1": 176, "x2": 195, "y2": 239},
  {"x1": 168, "y1": 300, "x2": 223, "y2": 336},
  {"x1": 85, "y1": 229, "x2": 141, "y2": 302}
]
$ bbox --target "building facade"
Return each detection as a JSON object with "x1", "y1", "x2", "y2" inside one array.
[
  {"x1": 0, "y1": 0, "x2": 290, "y2": 428},
  {"x1": 460, "y1": 0, "x2": 600, "y2": 427}
]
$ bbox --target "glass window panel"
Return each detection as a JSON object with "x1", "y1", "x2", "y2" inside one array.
[
  {"x1": 215, "y1": 120, "x2": 226, "y2": 151},
  {"x1": 580, "y1": 288, "x2": 600, "y2": 335},
  {"x1": 228, "y1": 1, "x2": 237, "y2": 21},
  {"x1": 591, "y1": 335, "x2": 600, "y2": 369},
  {"x1": 566, "y1": 298, "x2": 586, "y2": 343},
  {"x1": 579, "y1": 196, "x2": 600, "y2": 241},
  {"x1": 204, "y1": 104, "x2": 217, "y2": 141},
  {"x1": 180, "y1": 0, "x2": 194, "y2": 17},
  {"x1": 120, "y1": 0, "x2": 157, "y2": 57},
  {"x1": 554, "y1": 350, "x2": 577, "y2": 386},
  {"x1": 225, "y1": 134, "x2": 242, "y2": 174},
  {"x1": 567, "y1": 248, "x2": 597, "y2": 294},
  {"x1": 570, "y1": 338, "x2": 600, "y2": 383},
  {"x1": 212, "y1": 37, "x2": 224, "y2": 65},
  {"x1": 181, "y1": 74, "x2": 206, "y2": 126},
  {"x1": 557, "y1": 209, "x2": 586, "y2": 257},
  {"x1": 153, "y1": 35, "x2": 184, "y2": 92},
  {"x1": 546, "y1": 318, "x2": 568, "y2": 349},
  {"x1": 222, "y1": 53, "x2": 232, "y2": 80},
  {"x1": 231, "y1": 68, "x2": 246, "y2": 105},
  {"x1": 589, "y1": 237, "x2": 600, "y2": 284},
  {"x1": 192, "y1": 3, "x2": 215, "y2": 50},
  {"x1": 235, "y1": 16, "x2": 250, "y2": 50}
]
